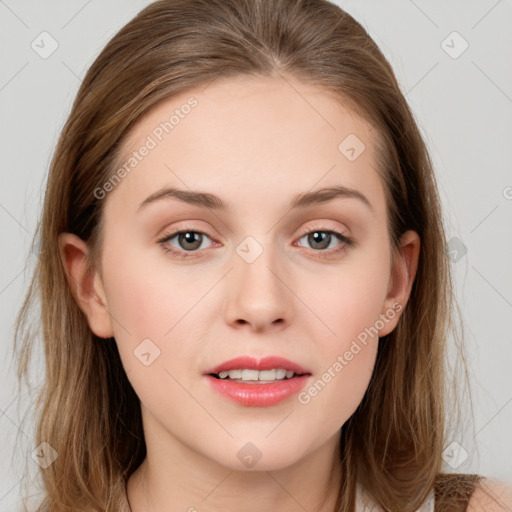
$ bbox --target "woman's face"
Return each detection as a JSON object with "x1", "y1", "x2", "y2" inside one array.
[{"x1": 84, "y1": 74, "x2": 416, "y2": 471}]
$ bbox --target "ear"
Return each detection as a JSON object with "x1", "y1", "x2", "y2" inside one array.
[
  {"x1": 378, "y1": 230, "x2": 420, "y2": 337},
  {"x1": 57, "y1": 232, "x2": 114, "y2": 338}
]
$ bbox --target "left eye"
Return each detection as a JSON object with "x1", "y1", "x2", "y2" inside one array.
[{"x1": 297, "y1": 229, "x2": 349, "y2": 251}]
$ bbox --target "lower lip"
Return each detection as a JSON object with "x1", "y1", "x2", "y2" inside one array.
[{"x1": 204, "y1": 374, "x2": 311, "y2": 407}]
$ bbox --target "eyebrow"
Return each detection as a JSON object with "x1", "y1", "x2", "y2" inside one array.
[{"x1": 137, "y1": 185, "x2": 373, "y2": 213}]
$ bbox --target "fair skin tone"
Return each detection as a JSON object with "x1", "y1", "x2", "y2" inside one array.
[
  {"x1": 468, "y1": 483, "x2": 512, "y2": 512},
  {"x1": 60, "y1": 73, "x2": 511, "y2": 512}
]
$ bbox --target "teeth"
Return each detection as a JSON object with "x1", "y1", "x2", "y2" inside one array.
[
  {"x1": 256, "y1": 369, "x2": 274, "y2": 380},
  {"x1": 216, "y1": 368, "x2": 297, "y2": 381},
  {"x1": 218, "y1": 370, "x2": 242, "y2": 379},
  {"x1": 242, "y1": 369, "x2": 260, "y2": 381},
  {"x1": 276, "y1": 369, "x2": 287, "y2": 379}
]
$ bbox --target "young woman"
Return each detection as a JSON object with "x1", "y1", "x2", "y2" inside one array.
[{"x1": 14, "y1": 0, "x2": 512, "y2": 510}]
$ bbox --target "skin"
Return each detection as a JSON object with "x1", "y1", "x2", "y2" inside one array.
[{"x1": 59, "y1": 74, "x2": 422, "y2": 512}]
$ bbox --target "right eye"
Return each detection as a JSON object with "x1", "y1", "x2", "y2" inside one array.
[{"x1": 158, "y1": 229, "x2": 216, "y2": 259}]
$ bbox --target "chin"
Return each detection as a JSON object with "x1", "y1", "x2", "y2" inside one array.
[{"x1": 205, "y1": 438, "x2": 312, "y2": 472}]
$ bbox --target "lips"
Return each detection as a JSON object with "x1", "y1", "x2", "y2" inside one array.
[
  {"x1": 203, "y1": 355, "x2": 311, "y2": 376},
  {"x1": 203, "y1": 355, "x2": 312, "y2": 406}
]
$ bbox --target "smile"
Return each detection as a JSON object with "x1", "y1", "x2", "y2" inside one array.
[{"x1": 203, "y1": 356, "x2": 312, "y2": 406}]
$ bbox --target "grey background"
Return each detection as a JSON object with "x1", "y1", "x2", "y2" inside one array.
[{"x1": 1, "y1": 0, "x2": 511, "y2": 509}]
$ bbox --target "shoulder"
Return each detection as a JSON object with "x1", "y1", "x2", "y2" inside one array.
[{"x1": 466, "y1": 478, "x2": 512, "y2": 512}]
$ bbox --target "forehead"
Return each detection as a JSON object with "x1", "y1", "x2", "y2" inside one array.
[{"x1": 106, "y1": 74, "x2": 385, "y2": 216}]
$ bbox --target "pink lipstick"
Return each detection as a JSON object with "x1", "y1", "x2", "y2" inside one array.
[{"x1": 203, "y1": 355, "x2": 312, "y2": 407}]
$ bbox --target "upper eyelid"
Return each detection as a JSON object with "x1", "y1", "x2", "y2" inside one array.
[
  {"x1": 158, "y1": 225, "x2": 351, "y2": 247},
  {"x1": 159, "y1": 217, "x2": 350, "y2": 236},
  {"x1": 159, "y1": 223, "x2": 349, "y2": 237}
]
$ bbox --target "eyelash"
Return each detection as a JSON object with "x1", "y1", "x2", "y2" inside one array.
[{"x1": 157, "y1": 225, "x2": 355, "y2": 260}]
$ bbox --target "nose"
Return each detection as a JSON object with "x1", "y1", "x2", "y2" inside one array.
[{"x1": 224, "y1": 239, "x2": 293, "y2": 333}]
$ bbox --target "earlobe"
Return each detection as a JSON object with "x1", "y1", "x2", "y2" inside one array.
[
  {"x1": 378, "y1": 230, "x2": 420, "y2": 337},
  {"x1": 57, "y1": 232, "x2": 114, "y2": 338}
]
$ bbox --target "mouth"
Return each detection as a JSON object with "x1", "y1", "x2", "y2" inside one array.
[
  {"x1": 203, "y1": 355, "x2": 312, "y2": 406},
  {"x1": 203, "y1": 355, "x2": 311, "y2": 382}
]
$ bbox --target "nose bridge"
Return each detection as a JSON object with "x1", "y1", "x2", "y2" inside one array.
[{"x1": 224, "y1": 233, "x2": 291, "y2": 329}]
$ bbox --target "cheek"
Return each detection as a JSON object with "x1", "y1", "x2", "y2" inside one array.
[
  {"x1": 99, "y1": 247, "x2": 182, "y2": 370},
  {"x1": 306, "y1": 252, "x2": 390, "y2": 350},
  {"x1": 295, "y1": 254, "x2": 389, "y2": 419},
  {"x1": 100, "y1": 246, "x2": 218, "y2": 393},
  {"x1": 102, "y1": 242, "x2": 207, "y2": 338},
  {"x1": 297, "y1": 279, "x2": 381, "y2": 427}
]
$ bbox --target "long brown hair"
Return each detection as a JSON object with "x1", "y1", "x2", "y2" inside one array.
[{"x1": 14, "y1": 0, "x2": 474, "y2": 510}]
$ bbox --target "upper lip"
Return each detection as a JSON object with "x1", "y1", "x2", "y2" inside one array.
[{"x1": 204, "y1": 356, "x2": 311, "y2": 376}]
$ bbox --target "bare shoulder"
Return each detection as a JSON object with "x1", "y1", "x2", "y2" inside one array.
[{"x1": 467, "y1": 478, "x2": 512, "y2": 512}]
